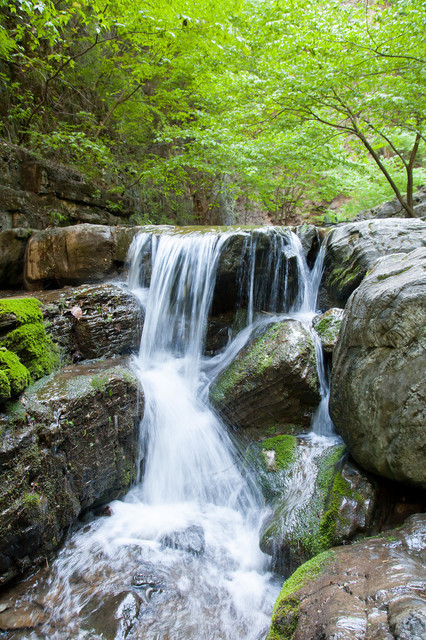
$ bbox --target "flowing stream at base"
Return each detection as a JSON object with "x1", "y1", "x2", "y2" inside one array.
[{"x1": 9, "y1": 227, "x2": 339, "y2": 640}]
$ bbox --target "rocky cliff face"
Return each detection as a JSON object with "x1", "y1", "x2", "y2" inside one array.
[{"x1": 0, "y1": 143, "x2": 137, "y2": 233}]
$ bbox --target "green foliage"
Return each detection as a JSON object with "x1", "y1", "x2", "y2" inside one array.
[{"x1": 0, "y1": 0, "x2": 424, "y2": 222}]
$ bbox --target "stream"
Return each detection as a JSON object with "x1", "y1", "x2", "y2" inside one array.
[{"x1": 3, "y1": 227, "x2": 338, "y2": 639}]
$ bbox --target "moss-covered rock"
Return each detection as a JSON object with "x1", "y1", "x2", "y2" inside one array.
[
  {"x1": 319, "y1": 218, "x2": 426, "y2": 308},
  {"x1": 0, "y1": 297, "x2": 43, "y2": 329},
  {"x1": 0, "y1": 349, "x2": 31, "y2": 402},
  {"x1": 312, "y1": 308, "x2": 343, "y2": 353},
  {"x1": 267, "y1": 550, "x2": 335, "y2": 640},
  {"x1": 0, "y1": 358, "x2": 143, "y2": 586},
  {"x1": 260, "y1": 442, "x2": 378, "y2": 573},
  {"x1": 210, "y1": 319, "x2": 320, "y2": 436},
  {"x1": 262, "y1": 435, "x2": 298, "y2": 472},
  {"x1": 267, "y1": 514, "x2": 426, "y2": 640},
  {"x1": 2, "y1": 323, "x2": 58, "y2": 380}
]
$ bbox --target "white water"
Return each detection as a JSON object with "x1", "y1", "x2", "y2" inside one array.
[{"x1": 10, "y1": 226, "x2": 338, "y2": 639}]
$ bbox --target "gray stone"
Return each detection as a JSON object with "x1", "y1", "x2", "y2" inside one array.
[
  {"x1": 321, "y1": 218, "x2": 426, "y2": 307},
  {"x1": 268, "y1": 514, "x2": 426, "y2": 640},
  {"x1": 0, "y1": 358, "x2": 142, "y2": 586},
  {"x1": 312, "y1": 308, "x2": 344, "y2": 353},
  {"x1": 330, "y1": 248, "x2": 426, "y2": 488},
  {"x1": 210, "y1": 319, "x2": 320, "y2": 436},
  {"x1": 160, "y1": 525, "x2": 205, "y2": 556}
]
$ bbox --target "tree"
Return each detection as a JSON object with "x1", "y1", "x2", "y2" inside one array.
[{"x1": 239, "y1": 0, "x2": 426, "y2": 217}]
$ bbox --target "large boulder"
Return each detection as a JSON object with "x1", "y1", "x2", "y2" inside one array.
[
  {"x1": 330, "y1": 248, "x2": 426, "y2": 488},
  {"x1": 210, "y1": 319, "x2": 320, "y2": 436},
  {"x1": 0, "y1": 358, "x2": 142, "y2": 586},
  {"x1": 24, "y1": 224, "x2": 144, "y2": 290},
  {"x1": 268, "y1": 513, "x2": 426, "y2": 640},
  {"x1": 321, "y1": 218, "x2": 426, "y2": 307}
]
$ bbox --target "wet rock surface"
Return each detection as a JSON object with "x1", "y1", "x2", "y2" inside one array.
[
  {"x1": 321, "y1": 218, "x2": 426, "y2": 307},
  {"x1": 210, "y1": 319, "x2": 320, "y2": 435},
  {"x1": 160, "y1": 525, "x2": 206, "y2": 556},
  {"x1": 312, "y1": 308, "x2": 344, "y2": 353},
  {"x1": 268, "y1": 513, "x2": 426, "y2": 640},
  {"x1": 34, "y1": 283, "x2": 143, "y2": 364},
  {"x1": 258, "y1": 440, "x2": 379, "y2": 573},
  {"x1": 0, "y1": 358, "x2": 142, "y2": 586},
  {"x1": 330, "y1": 248, "x2": 426, "y2": 488}
]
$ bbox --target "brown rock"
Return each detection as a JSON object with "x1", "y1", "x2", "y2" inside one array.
[
  {"x1": 0, "y1": 228, "x2": 33, "y2": 288},
  {"x1": 268, "y1": 513, "x2": 426, "y2": 640}
]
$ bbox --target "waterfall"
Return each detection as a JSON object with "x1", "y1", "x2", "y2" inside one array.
[{"x1": 10, "y1": 226, "x2": 338, "y2": 640}]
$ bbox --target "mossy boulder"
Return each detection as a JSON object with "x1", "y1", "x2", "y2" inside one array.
[
  {"x1": 0, "y1": 297, "x2": 43, "y2": 329},
  {"x1": 0, "y1": 358, "x2": 143, "y2": 586},
  {"x1": 312, "y1": 308, "x2": 343, "y2": 353},
  {"x1": 267, "y1": 550, "x2": 335, "y2": 640},
  {"x1": 209, "y1": 319, "x2": 320, "y2": 436},
  {"x1": 267, "y1": 514, "x2": 426, "y2": 640},
  {"x1": 2, "y1": 323, "x2": 58, "y2": 380},
  {"x1": 259, "y1": 442, "x2": 378, "y2": 573}
]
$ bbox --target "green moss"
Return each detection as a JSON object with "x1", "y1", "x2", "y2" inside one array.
[
  {"x1": 0, "y1": 297, "x2": 43, "y2": 325},
  {"x1": 265, "y1": 445, "x2": 349, "y2": 561},
  {"x1": 0, "y1": 348, "x2": 31, "y2": 400},
  {"x1": 327, "y1": 262, "x2": 363, "y2": 290},
  {"x1": 313, "y1": 314, "x2": 342, "y2": 344},
  {"x1": 2, "y1": 323, "x2": 59, "y2": 380},
  {"x1": 0, "y1": 370, "x2": 11, "y2": 402},
  {"x1": 262, "y1": 435, "x2": 297, "y2": 471},
  {"x1": 268, "y1": 550, "x2": 334, "y2": 640},
  {"x1": 23, "y1": 492, "x2": 41, "y2": 507}
]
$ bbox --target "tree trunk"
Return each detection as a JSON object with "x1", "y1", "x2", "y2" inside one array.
[{"x1": 406, "y1": 131, "x2": 421, "y2": 213}]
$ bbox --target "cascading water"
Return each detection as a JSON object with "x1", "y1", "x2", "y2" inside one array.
[{"x1": 5, "y1": 226, "x2": 339, "y2": 640}]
